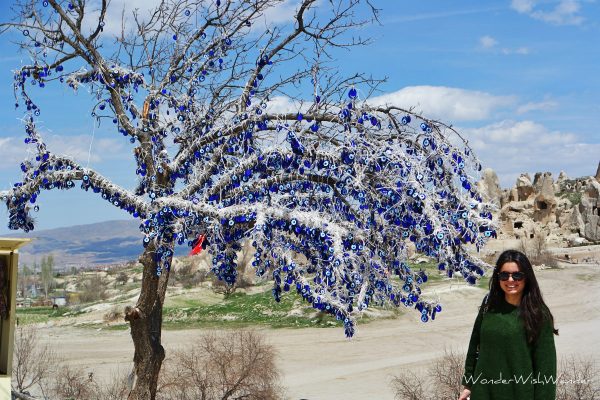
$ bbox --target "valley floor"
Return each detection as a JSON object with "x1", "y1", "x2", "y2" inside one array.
[{"x1": 36, "y1": 261, "x2": 600, "y2": 400}]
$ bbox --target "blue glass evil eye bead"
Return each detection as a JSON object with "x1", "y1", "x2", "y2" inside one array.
[
  {"x1": 348, "y1": 88, "x2": 357, "y2": 99},
  {"x1": 401, "y1": 115, "x2": 411, "y2": 124},
  {"x1": 421, "y1": 314, "x2": 429, "y2": 322},
  {"x1": 184, "y1": 9, "x2": 191, "y2": 16}
]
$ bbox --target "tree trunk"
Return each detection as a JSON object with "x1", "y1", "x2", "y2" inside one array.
[{"x1": 126, "y1": 244, "x2": 172, "y2": 400}]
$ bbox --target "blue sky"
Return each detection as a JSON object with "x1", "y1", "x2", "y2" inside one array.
[{"x1": 1, "y1": 0, "x2": 599, "y2": 234}]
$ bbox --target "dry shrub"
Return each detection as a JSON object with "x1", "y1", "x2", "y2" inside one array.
[
  {"x1": 52, "y1": 364, "x2": 97, "y2": 400},
  {"x1": 210, "y1": 274, "x2": 253, "y2": 297},
  {"x1": 78, "y1": 274, "x2": 109, "y2": 303},
  {"x1": 12, "y1": 325, "x2": 56, "y2": 396},
  {"x1": 172, "y1": 262, "x2": 208, "y2": 288},
  {"x1": 519, "y1": 233, "x2": 558, "y2": 268},
  {"x1": 393, "y1": 351, "x2": 600, "y2": 400},
  {"x1": 115, "y1": 271, "x2": 129, "y2": 286},
  {"x1": 104, "y1": 306, "x2": 123, "y2": 323},
  {"x1": 391, "y1": 369, "x2": 430, "y2": 400},
  {"x1": 158, "y1": 330, "x2": 284, "y2": 400},
  {"x1": 391, "y1": 348, "x2": 463, "y2": 400},
  {"x1": 430, "y1": 348, "x2": 465, "y2": 399},
  {"x1": 556, "y1": 355, "x2": 600, "y2": 400},
  {"x1": 51, "y1": 365, "x2": 130, "y2": 400}
]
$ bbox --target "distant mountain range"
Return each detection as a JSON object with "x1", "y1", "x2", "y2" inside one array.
[{"x1": 1, "y1": 219, "x2": 186, "y2": 269}]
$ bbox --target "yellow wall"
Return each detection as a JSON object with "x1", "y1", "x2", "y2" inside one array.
[
  {"x1": 0, "y1": 376, "x2": 10, "y2": 398},
  {"x1": 0, "y1": 239, "x2": 30, "y2": 396}
]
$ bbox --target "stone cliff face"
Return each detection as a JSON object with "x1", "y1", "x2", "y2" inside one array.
[
  {"x1": 580, "y1": 179, "x2": 600, "y2": 241},
  {"x1": 479, "y1": 162, "x2": 600, "y2": 246}
]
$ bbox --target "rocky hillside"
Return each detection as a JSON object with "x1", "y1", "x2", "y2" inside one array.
[
  {"x1": 3, "y1": 220, "x2": 187, "y2": 269},
  {"x1": 478, "y1": 162, "x2": 600, "y2": 247}
]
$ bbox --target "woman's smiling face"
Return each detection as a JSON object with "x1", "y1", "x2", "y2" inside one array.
[{"x1": 498, "y1": 261, "x2": 526, "y2": 299}]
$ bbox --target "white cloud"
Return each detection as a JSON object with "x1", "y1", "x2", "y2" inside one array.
[
  {"x1": 511, "y1": 0, "x2": 584, "y2": 25},
  {"x1": 515, "y1": 47, "x2": 530, "y2": 55},
  {"x1": 369, "y1": 86, "x2": 515, "y2": 122},
  {"x1": 479, "y1": 35, "x2": 498, "y2": 49},
  {"x1": 262, "y1": 0, "x2": 302, "y2": 25},
  {"x1": 516, "y1": 100, "x2": 558, "y2": 114},
  {"x1": 462, "y1": 119, "x2": 598, "y2": 187},
  {"x1": 466, "y1": 120, "x2": 576, "y2": 146},
  {"x1": 86, "y1": 0, "x2": 302, "y2": 36},
  {"x1": 511, "y1": 0, "x2": 536, "y2": 13},
  {"x1": 83, "y1": 0, "x2": 163, "y2": 36},
  {"x1": 0, "y1": 137, "x2": 29, "y2": 168},
  {"x1": 502, "y1": 47, "x2": 530, "y2": 55},
  {"x1": 0, "y1": 134, "x2": 128, "y2": 170},
  {"x1": 264, "y1": 96, "x2": 303, "y2": 114}
]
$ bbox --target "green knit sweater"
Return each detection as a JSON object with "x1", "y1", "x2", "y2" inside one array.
[{"x1": 462, "y1": 297, "x2": 557, "y2": 400}]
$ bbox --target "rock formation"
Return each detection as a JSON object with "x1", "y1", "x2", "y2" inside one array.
[
  {"x1": 514, "y1": 174, "x2": 535, "y2": 202},
  {"x1": 532, "y1": 172, "x2": 556, "y2": 223},
  {"x1": 481, "y1": 164, "x2": 600, "y2": 247},
  {"x1": 579, "y1": 179, "x2": 600, "y2": 241},
  {"x1": 477, "y1": 168, "x2": 502, "y2": 206}
]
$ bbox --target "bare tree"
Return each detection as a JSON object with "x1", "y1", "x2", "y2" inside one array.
[
  {"x1": 391, "y1": 348, "x2": 464, "y2": 400},
  {"x1": 394, "y1": 352, "x2": 600, "y2": 400},
  {"x1": 40, "y1": 254, "x2": 54, "y2": 299},
  {"x1": 391, "y1": 369, "x2": 430, "y2": 400},
  {"x1": 50, "y1": 364, "x2": 130, "y2": 400},
  {"x1": 12, "y1": 326, "x2": 56, "y2": 397},
  {"x1": 519, "y1": 230, "x2": 557, "y2": 267},
  {"x1": 1, "y1": 0, "x2": 497, "y2": 398},
  {"x1": 158, "y1": 330, "x2": 283, "y2": 400},
  {"x1": 557, "y1": 356, "x2": 600, "y2": 400},
  {"x1": 51, "y1": 364, "x2": 97, "y2": 400},
  {"x1": 78, "y1": 274, "x2": 109, "y2": 303},
  {"x1": 429, "y1": 348, "x2": 465, "y2": 400}
]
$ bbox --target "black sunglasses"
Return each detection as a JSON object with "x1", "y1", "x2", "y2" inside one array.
[{"x1": 498, "y1": 271, "x2": 525, "y2": 281}]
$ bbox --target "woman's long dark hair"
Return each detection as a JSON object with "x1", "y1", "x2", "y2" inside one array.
[{"x1": 488, "y1": 249, "x2": 558, "y2": 344}]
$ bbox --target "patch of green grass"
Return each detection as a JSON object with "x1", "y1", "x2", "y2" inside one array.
[
  {"x1": 162, "y1": 288, "x2": 347, "y2": 330},
  {"x1": 16, "y1": 306, "x2": 74, "y2": 325},
  {"x1": 409, "y1": 261, "x2": 445, "y2": 283},
  {"x1": 477, "y1": 275, "x2": 491, "y2": 289},
  {"x1": 558, "y1": 191, "x2": 582, "y2": 206}
]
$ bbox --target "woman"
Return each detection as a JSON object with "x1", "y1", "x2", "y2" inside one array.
[{"x1": 458, "y1": 250, "x2": 558, "y2": 400}]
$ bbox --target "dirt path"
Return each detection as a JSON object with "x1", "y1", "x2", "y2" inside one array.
[{"x1": 38, "y1": 262, "x2": 600, "y2": 400}]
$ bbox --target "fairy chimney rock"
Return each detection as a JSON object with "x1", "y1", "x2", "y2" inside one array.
[
  {"x1": 568, "y1": 206, "x2": 585, "y2": 235},
  {"x1": 557, "y1": 171, "x2": 568, "y2": 182},
  {"x1": 556, "y1": 171, "x2": 569, "y2": 192},
  {"x1": 533, "y1": 172, "x2": 556, "y2": 223},
  {"x1": 579, "y1": 179, "x2": 600, "y2": 241},
  {"x1": 515, "y1": 174, "x2": 535, "y2": 201},
  {"x1": 595, "y1": 161, "x2": 600, "y2": 183},
  {"x1": 478, "y1": 168, "x2": 502, "y2": 206}
]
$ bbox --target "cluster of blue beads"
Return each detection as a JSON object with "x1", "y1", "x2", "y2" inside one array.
[{"x1": 3, "y1": 4, "x2": 498, "y2": 336}]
